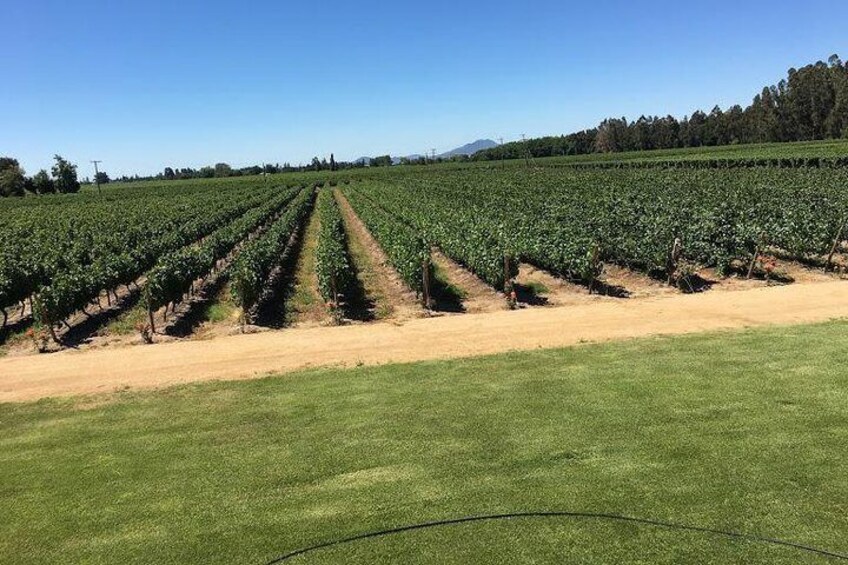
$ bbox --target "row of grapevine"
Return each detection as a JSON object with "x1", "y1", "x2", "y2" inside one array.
[
  {"x1": 342, "y1": 187, "x2": 431, "y2": 296},
  {"x1": 527, "y1": 139, "x2": 848, "y2": 168},
  {"x1": 346, "y1": 182, "x2": 518, "y2": 290},
  {"x1": 143, "y1": 187, "x2": 300, "y2": 321},
  {"x1": 315, "y1": 190, "x2": 353, "y2": 308},
  {"x1": 29, "y1": 187, "x2": 284, "y2": 334},
  {"x1": 2, "y1": 179, "x2": 276, "y2": 319},
  {"x1": 563, "y1": 156, "x2": 848, "y2": 171},
  {"x1": 349, "y1": 166, "x2": 848, "y2": 288},
  {"x1": 230, "y1": 187, "x2": 315, "y2": 318}
]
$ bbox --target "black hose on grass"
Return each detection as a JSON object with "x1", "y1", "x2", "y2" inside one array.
[{"x1": 264, "y1": 511, "x2": 848, "y2": 563}]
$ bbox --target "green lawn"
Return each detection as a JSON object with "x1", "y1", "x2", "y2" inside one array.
[{"x1": 2, "y1": 322, "x2": 847, "y2": 564}]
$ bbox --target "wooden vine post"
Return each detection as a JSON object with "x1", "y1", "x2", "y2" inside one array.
[
  {"x1": 330, "y1": 275, "x2": 344, "y2": 324},
  {"x1": 588, "y1": 244, "x2": 601, "y2": 295},
  {"x1": 504, "y1": 254, "x2": 517, "y2": 308},
  {"x1": 747, "y1": 234, "x2": 766, "y2": 279},
  {"x1": 825, "y1": 215, "x2": 847, "y2": 272},
  {"x1": 746, "y1": 248, "x2": 759, "y2": 279},
  {"x1": 666, "y1": 237, "x2": 683, "y2": 285},
  {"x1": 47, "y1": 323, "x2": 59, "y2": 345},
  {"x1": 422, "y1": 257, "x2": 432, "y2": 309},
  {"x1": 147, "y1": 305, "x2": 156, "y2": 335}
]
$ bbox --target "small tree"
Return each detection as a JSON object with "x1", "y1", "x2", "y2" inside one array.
[
  {"x1": 370, "y1": 155, "x2": 393, "y2": 167},
  {"x1": 94, "y1": 171, "x2": 110, "y2": 185},
  {"x1": 32, "y1": 169, "x2": 55, "y2": 194},
  {"x1": 163, "y1": 167, "x2": 176, "y2": 180},
  {"x1": 0, "y1": 157, "x2": 26, "y2": 197},
  {"x1": 51, "y1": 155, "x2": 80, "y2": 193},
  {"x1": 213, "y1": 163, "x2": 232, "y2": 177}
]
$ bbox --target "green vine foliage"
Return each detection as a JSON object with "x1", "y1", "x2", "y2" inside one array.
[
  {"x1": 343, "y1": 187, "x2": 431, "y2": 294},
  {"x1": 229, "y1": 187, "x2": 314, "y2": 314},
  {"x1": 315, "y1": 189, "x2": 353, "y2": 305},
  {"x1": 29, "y1": 182, "x2": 283, "y2": 328}
]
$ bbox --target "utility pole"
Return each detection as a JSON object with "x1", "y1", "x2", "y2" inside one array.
[
  {"x1": 521, "y1": 134, "x2": 532, "y2": 167},
  {"x1": 498, "y1": 137, "x2": 505, "y2": 169},
  {"x1": 91, "y1": 160, "x2": 102, "y2": 195},
  {"x1": 430, "y1": 148, "x2": 437, "y2": 163}
]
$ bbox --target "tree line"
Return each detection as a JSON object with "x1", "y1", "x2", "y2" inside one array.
[
  {"x1": 0, "y1": 155, "x2": 369, "y2": 194},
  {"x1": 5, "y1": 54, "x2": 845, "y2": 196},
  {"x1": 475, "y1": 55, "x2": 848, "y2": 161},
  {"x1": 0, "y1": 155, "x2": 81, "y2": 197},
  {"x1": 119, "y1": 154, "x2": 372, "y2": 183}
]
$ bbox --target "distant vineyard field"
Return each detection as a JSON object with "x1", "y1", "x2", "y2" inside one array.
[
  {"x1": 502, "y1": 139, "x2": 848, "y2": 168},
  {"x1": 4, "y1": 141, "x2": 848, "y2": 341}
]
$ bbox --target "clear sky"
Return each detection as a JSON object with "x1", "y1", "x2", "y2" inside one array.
[{"x1": 3, "y1": 0, "x2": 847, "y2": 178}]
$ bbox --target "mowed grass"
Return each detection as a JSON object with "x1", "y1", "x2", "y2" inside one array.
[{"x1": 2, "y1": 322, "x2": 847, "y2": 564}]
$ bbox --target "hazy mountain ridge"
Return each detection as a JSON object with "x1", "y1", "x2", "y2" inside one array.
[
  {"x1": 438, "y1": 139, "x2": 498, "y2": 158},
  {"x1": 356, "y1": 139, "x2": 497, "y2": 165}
]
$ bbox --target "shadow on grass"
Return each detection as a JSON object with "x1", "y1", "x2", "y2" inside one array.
[
  {"x1": 430, "y1": 273, "x2": 466, "y2": 313},
  {"x1": 342, "y1": 272, "x2": 377, "y2": 322},
  {"x1": 677, "y1": 274, "x2": 716, "y2": 294},
  {"x1": 514, "y1": 283, "x2": 549, "y2": 306},
  {"x1": 61, "y1": 288, "x2": 143, "y2": 348},
  {"x1": 0, "y1": 315, "x2": 33, "y2": 347},
  {"x1": 588, "y1": 279, "x2": 630, "y2": 299},
  {"x1": 255, "y1": 231, "x2": 305, "y2": 329},
  {"x1": 166, "y1": 275, "x2": 232, "y2": 337}
]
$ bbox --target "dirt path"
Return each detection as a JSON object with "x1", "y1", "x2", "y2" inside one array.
[
  {"x1": 2, "y1": 280, "x2": 848, "y2": 403},
  {"x1": 335, "y1": 190, "x2": 425, "y2": 322},
  {"x1": 516, "y1": 263, "x2": 592, "y2": 306},
  {"x1": 431, "y1": 249, "x2": 508, "y2": 314},
  {"x1": 284, "y1": 204, "x2": 328, "y2": 327}
]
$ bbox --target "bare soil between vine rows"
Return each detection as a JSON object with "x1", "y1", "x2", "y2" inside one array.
[{"x1": 2, "y1": 279, "x2": 847, "y2": 403}]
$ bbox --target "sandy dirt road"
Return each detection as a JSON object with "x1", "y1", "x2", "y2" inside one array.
[{"x1": 2, "y1": 281, "x2": 847, "y2": 403}]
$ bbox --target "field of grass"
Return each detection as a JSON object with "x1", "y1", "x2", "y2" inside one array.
[{"x1": 2, "y1": 321, "x2": 847, "y2": 564}]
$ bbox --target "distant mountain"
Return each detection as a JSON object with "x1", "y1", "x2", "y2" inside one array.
[
  {"x1": 438, "y1": 139, "x2": 497, "y2": 158},
  {"x1": 356, "y1": 139, "x2": 498, "y2": 165}
]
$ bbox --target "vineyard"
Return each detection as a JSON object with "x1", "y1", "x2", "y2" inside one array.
[
  {"x1": 315, "y1": 189, "x2": 354, "y2": 317},
  {"x1": 513, "y1": 138, "x2": 848, "y2": 168},
  {"x1": 2, "y1": 147, "x2": 848, "y2": 353},
  {"x1": 342, "y1": 167, "x2": 848, "y2": 295},
  {"x1": 0, "y1": 178, "x2": 315, "y2": 346}
]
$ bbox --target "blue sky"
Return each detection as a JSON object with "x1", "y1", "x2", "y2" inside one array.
[{"x1": 2, "y1": 0, "x2": 847, "y2": 177}]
